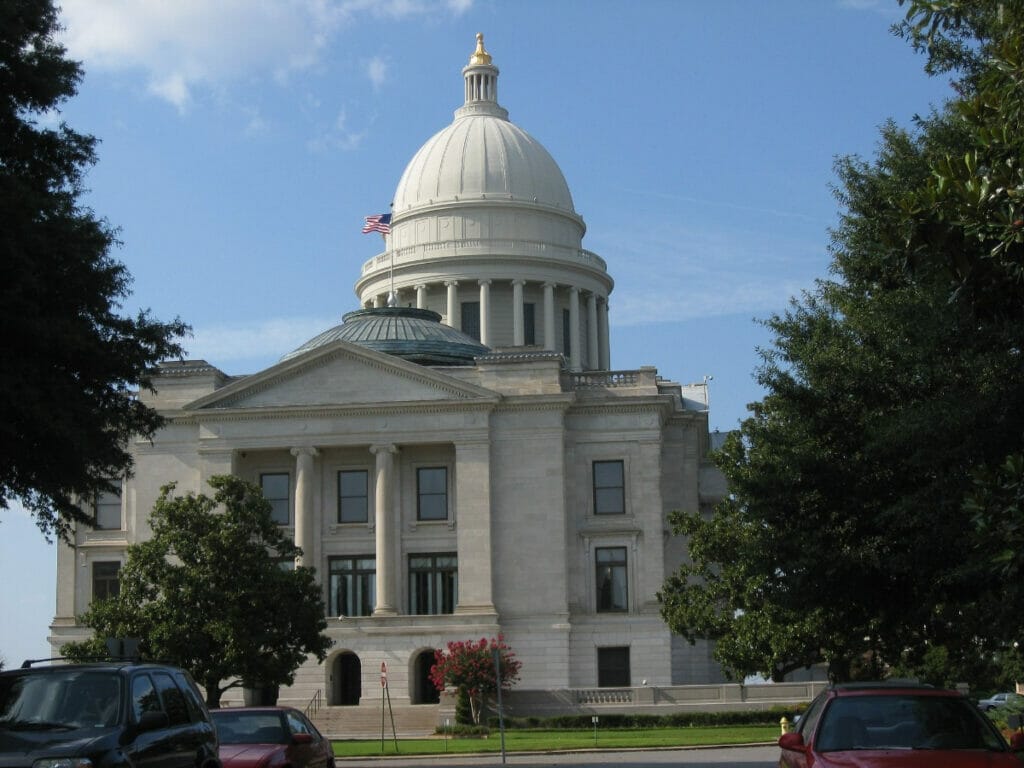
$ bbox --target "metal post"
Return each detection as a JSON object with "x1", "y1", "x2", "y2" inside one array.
[{"x1": 492, "y1": 647, "x2": 506, "y2": 764}]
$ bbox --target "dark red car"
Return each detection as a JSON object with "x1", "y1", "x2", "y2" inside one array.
[
  {"x1": 778, "y1": 682, "x2": 1024, "y2": 767},
  {"x1": 211, "y1": 706, "x2": 335, "y2": 768}
]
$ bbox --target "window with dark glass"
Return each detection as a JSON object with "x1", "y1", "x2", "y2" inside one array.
[
  {"x1": 523, "y1": 302, "x2": 536, "y2": 345},
  {"x1": 597, "y1": 646, "x2": 630, "y2": 687},
  {"x1": 94, "y1": 483, "x2": 122, "y2": 530},
  {"x1": 595, "y1": 546, "x2": 627, "y2": 612},
  {"x1": 152, "y1": 672, "x2": 189, "y2": 726},
  {"x1": 417, "y1": 467, "x2": 448, "y2": 521},
  {"x1": 260, "y1": 472, "x2": 290, "y2": 525},
  {"x1": 130, "y1": 674, "x2": 161, "y2": 720},
  {"x1": 329, "y1": 556, "x2": 376, "y2": 617},
  {"x1": 461, "y1": 301, "x2": 480, "y2": 341},
  {"x1": 338, "y1": 470, "x2": 369, "y2": 523},
  {"x1": 409, "y1": 553, "x2": 457, "y2": 615},
  {"x1": 593, "y1": 460, "x2": 625, "y2": 515},
  {"x1": 92, "y1": 561, "x2": 121, "y2": 601}
]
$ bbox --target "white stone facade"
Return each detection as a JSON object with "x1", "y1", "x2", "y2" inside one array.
[{"x1": 49, "y1": 34, "x2": 728, "y2": 710}]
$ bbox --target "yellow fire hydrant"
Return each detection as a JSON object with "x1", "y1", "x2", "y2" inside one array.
[{"x1": 780, "y1": 716, "x2": 791, "y2": 735}]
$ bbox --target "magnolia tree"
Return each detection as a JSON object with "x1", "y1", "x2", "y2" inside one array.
[{"x1": 429, "y1": 636, "x2": 521, "y2": 725}]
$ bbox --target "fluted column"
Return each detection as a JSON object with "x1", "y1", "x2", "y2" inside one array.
[
  {"x1": 543, "y1": 282, "x2": 556, "y2": 351},
  {"x1": 599, "y1": 297, "x2": 611, "y2": 370},
  {"x1": 511, "y1": 280, "x2": 525, "y2": 346},
  {"x1": 568, "y1": 286, "x2": 581, "y2": 371},
  {"x1": 478, "y1": 279, "x2": 492, "y2": 346},
  {"x1": 415, "y1": 284, "x2": 427, "y2": 309},
  {"x1": 587, "y1": 292, "x2": 599, "y2": 370},
  {"x1": 445, "y1": 281, "x2": 460, "y2": 329},
  {"x1": 290, "y1": 447, "x2": 319, "y2": 568},
  {"x1": 371, "y1": 444, "x2": 398, "y2": 615}
]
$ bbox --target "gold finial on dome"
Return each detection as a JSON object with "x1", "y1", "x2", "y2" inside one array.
[{"x1": 469, "y1": 32, "x2": 492, "y2": 65}]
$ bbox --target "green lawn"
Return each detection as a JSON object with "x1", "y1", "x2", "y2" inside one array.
[{"x1": 332, "y1": 725, "x2": 780, "y2": 758}]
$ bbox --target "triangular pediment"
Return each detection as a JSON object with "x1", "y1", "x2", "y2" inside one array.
[{"x1": 184, "y1": 340, "x2": 498, "y2": 411}]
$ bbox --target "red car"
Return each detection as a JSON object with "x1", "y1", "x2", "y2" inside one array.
[
  {"x1": 778, "y1": 682, "x2": 1024, "y2": 767},
  {"x1": 211, "y1": 706, "x2": 335, "y2": 768}
]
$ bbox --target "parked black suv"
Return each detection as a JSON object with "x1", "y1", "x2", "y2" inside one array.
[{"x1": 0, "y1": 661, "x2": 220, "y2": 768}]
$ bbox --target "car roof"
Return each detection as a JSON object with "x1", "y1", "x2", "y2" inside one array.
[
  {"x1": 829, "y1": 682, "x2": 963, "y2": 698},
  {"x1": 3, "y1": 661, "x2": 182, "y2": 675}
]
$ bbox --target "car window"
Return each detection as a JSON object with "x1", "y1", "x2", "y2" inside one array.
[
  {"x1": 286, "y1": 710, "x2": 311, "y2": 736},
  {"x1": 131, "y1": 674, "x2": 163, "y2": 720},
  {"x1": 152, "y1": 672, "x2": 190, "y2": 726},
  {"x1": 0, "y1": 669, "x2": 120, "y2": 729},
  {"x1": 797, "y1": 692, "x2": 827, "y2": 741},
  {"x1": 175, "y1": 673, "x2": 207, "y2": 724}
]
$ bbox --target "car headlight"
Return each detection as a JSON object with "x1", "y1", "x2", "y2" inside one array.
[{"x1": 34, "y1": 759, "x2": 94, "y2": 768}]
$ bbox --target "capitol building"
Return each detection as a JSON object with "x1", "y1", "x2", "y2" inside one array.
[{"x1": 51, "y1": 34, "x2": 730, "y2": 724}]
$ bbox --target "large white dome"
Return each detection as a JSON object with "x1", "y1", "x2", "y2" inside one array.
[{"x1": 392, "y1": 114, "x2": 575, "y2": 214}]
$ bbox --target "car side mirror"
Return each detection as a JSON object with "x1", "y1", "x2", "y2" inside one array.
[
  {"x1": 292, "y1": 733, "x2": 314, "y2": 745},
  {"x1": 778, "y1": 731, "x2": 806, "y2": 751}
]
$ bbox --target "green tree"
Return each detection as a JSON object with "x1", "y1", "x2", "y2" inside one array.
[
  {"x1": 429, "y1": 636, "x2": 521, "y2": 725},
  {"x1": 62, "y1": 476, "x2": 332, "y2": 707},
  {"x1": 659, "y1": 0, "x2": 1024, "y2": 683},
  {"x1": 0, "y1": 0, "x2": 188, "y2": 541}
]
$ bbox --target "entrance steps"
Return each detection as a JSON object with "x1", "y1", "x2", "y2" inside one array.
[{"x1": 310, "y1": 702, "x2": 441, "y2": 740}]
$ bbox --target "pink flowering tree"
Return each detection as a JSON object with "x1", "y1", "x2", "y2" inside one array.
[{"x1": 429, "y1": 636, "x2": 522, "y2": 725}]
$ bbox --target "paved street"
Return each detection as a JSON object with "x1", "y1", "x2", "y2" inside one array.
[{"x1": 336, "y1": 744, "x2": 780, "y2": 767}]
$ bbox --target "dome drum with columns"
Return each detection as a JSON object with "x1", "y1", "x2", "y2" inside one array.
[{"x1": 355, "y1": 34, "x2": 613, "y2": 371}]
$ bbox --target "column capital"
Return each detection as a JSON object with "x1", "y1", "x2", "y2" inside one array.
[
  {"x1": 444, "y1": 279, "x2": 459, "y2": 287},
  {"x1": 414, "y1": 283, "x2": 427, "y2": 290},
  {"x1": 478, "y1": 278, "x2": 492, "y2": 286},
  {"x1": 511, "y1": 278, "x2": 526, "y2": 287},
  {"x1": 290, "y1": 446, "x2": 319, "y2": 458},
  {"x1": 569, "y1": 285, "x2": 581, "y2": 295},
  {"x1": 370, "y1": 443, "x2": 399, "y2": 456},
  {"x1": 543, "y1": 281, "x2": 558, "y2": 289}
]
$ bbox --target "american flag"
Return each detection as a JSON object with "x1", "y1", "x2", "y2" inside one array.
[{"x1": 361, "y1": 213, "x2": 392, "y2": 234}]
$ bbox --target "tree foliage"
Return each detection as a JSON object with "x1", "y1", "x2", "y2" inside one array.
[
  {"x1": 61, "y1": 476, "x2": 332, "y2": 706},
  {"x1": 0, "y1": 0, "x2": 188, "y2": 541},
  {"x1": 659, "y1": 0, "x2": 1024, "y2": 684},
  {"x1": 429, "y1": 636, "x2": 521, "y2": 725}
]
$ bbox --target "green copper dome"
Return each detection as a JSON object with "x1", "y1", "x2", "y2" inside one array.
[{"x1": 282, "y1": 306, "x2": 489, "y2": 366}]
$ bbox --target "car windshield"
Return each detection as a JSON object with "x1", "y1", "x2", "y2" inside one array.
[
  {"x1": 816, "y1": 693, "x2": 1007, "y2": 752},
  {"x1": 212, "y1": 711, "x2": 288, "y2": 745},
  {"x1": 0, "y1": 669, "x2": 122, "y2": 730}
]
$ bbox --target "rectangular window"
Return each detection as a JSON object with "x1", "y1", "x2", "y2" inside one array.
[
  {"x1": 595, "y1": 546, "x2": 628, "y2": 612},
  {"x1": 92, "y1": 561, "x2": 121, "y2": 601},
  {"x1": 409, "y1": 553, "x2": 457, "y2": 615},
  {"x1": 597, "y1": 646, "x2": 631, "y2": 687},
  {"x1": 562, "y1": 308, "x2": 571, "y2": 356},
  {"x1": 329, "y1": 556, "x2": 376, "y2": 617},
  {"x1": 593, "y1": 460, "x2": 625, "y2": 515},
  {"x1": 93, "y1": 483, "x2": 123, "y2": 530},
  {"x1": 523, "y1": 302, "x2": 536, "y2": 346},
  {"x1": 461, "y1": 301, "x2": 481, "y2": 341},
  {"x1": 338, "y1": 470, "x2": 369, "y2": 524},
  {"x1": 417, "y1": 467, "x2": 448, "y2": 521},
  {"x1": 260, "y1": 472, "x2": 290, "y2": 526}
]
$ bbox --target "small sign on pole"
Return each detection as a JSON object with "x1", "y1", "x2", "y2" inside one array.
[{"x1": 380, "y1": 661, "x2": 387, "y2": 688}]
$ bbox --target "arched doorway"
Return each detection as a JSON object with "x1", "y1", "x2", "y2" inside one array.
[
  {"x1": 332, "y1": 652, "x2": 361, "y2": 706},
  {"x1": 412, "y1": 649, "x2": 440, "y2": 704}
]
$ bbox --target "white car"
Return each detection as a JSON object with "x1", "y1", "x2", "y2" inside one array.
[{"x1": 978, "y1": 692, "x2": 1020, "y2": 711}]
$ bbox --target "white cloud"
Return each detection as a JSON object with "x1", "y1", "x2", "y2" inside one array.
[
  {"x1": 365, "y1": 56, "x2": 389, "y2": 90},
  {"x1": 182, "y1": 315, "x2": 338, "y2": 365},
  {"x1": 58, "y1": 0, "x2": 473, "y2": 109}
]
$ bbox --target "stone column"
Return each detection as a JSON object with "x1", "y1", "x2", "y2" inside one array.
[
  {"x1": 511, "y1": 280, "x2": 525, "y2": 346},
  {"x1": 543, "y1": 282, "x2": 556, "y2": 351},
  {"x1": 372, "y1": 295, "x2": 383, "y2": 308},
  {"x1": 599, "y1": 297, "x2": 611, "y2": 370},
  {"x1": 568, "y1": 286, "x2": 581, "y2": 371},
  {"x1": 415, "y1": 284, "x2": 427, "y2": 309},
  {"x1": 454, "y1": 438, "x2": 495, "y2": 614},
  {"x1": 371, "y1": 444, "x2": 398, "y2": 615},
  {"x1": 587, "y1": 292, "x2": 599, "y2": 370},
  {"x1": 445, "y1": 281, "x2": 460, "y2": 329},
  {"x1": 290, "y1": 447, "x2": 319, "y2": 568},
  {"x1": 478, "y1": 279, "x2": 492, "y2": 346}
]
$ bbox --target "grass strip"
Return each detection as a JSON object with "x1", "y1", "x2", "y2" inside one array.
[{"x1": 332, "y1": 725, "x2": 780, "y2": 758}]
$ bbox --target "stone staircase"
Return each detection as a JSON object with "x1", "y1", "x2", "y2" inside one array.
[{"x1": 309, "y1": 703, "x2": 442, "y2": 740}]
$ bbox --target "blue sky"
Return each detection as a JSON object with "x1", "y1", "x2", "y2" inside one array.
[{"x1": 1, "y1": 0, "x2": 954, "y2": 668}]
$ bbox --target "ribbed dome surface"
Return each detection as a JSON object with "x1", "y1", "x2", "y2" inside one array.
[
  {"x1": 281, "y1": 307, "x2": 489, "y2": 366},
  {"x1": 392, "y1": 115, "x2": 575, "y2": 214}
]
